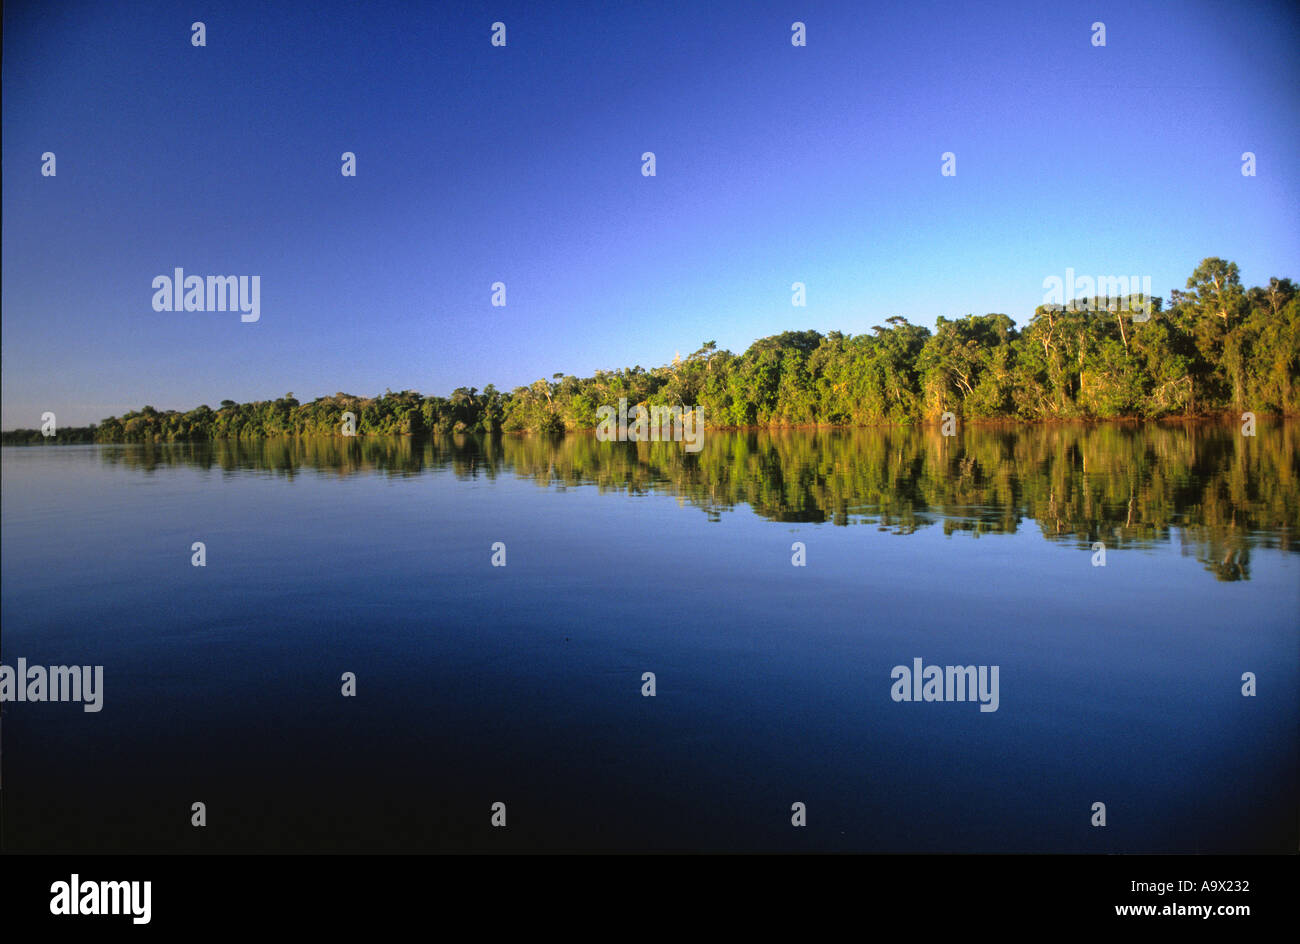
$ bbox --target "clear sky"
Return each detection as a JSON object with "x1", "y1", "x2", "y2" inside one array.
[{"x1": 3, "y1": 0, "x2": 1298, "y2": 427}]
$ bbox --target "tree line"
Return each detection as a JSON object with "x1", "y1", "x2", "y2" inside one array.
[{"x1": 4, "y1": 258, "x2": 1296, "y2": 444}]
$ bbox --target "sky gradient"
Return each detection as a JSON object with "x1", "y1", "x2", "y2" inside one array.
[{"x1": 3, "y1": 0, "x2": 1298, "y2": 427}]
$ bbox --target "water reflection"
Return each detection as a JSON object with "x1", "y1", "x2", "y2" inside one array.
[{"x1": 98, "y1": 422, "x2": 1298, "y2": 581}]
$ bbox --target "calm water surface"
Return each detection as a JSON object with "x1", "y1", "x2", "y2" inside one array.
[{"x1": 2, "y1": 423, "x2": 1297, "y2": 852}]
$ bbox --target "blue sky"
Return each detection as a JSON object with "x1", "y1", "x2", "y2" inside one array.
[{"x1": 3, "y1": 0, "x2": 1298, "y2": 427}]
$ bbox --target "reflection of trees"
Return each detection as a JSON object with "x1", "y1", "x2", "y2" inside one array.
[{"x1": 101, "y1": 421, "x2": 1297, "y2": 581}]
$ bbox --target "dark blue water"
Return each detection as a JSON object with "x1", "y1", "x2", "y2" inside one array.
[{"x1": 2, "y1": 426, "x2": 1296, "y2": 852}]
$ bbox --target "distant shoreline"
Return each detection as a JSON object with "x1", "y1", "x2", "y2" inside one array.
[
  {"x1": 5, "y1": 257, "x2": 1297, "y2": 444},
  {"x1": 4, "y1": 409, "x2": 1292, "y2": 445}
]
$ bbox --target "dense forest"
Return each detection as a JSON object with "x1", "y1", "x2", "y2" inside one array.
[{"x1": 4, "y1": 258, "x2": 1297, "y2": 444}]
